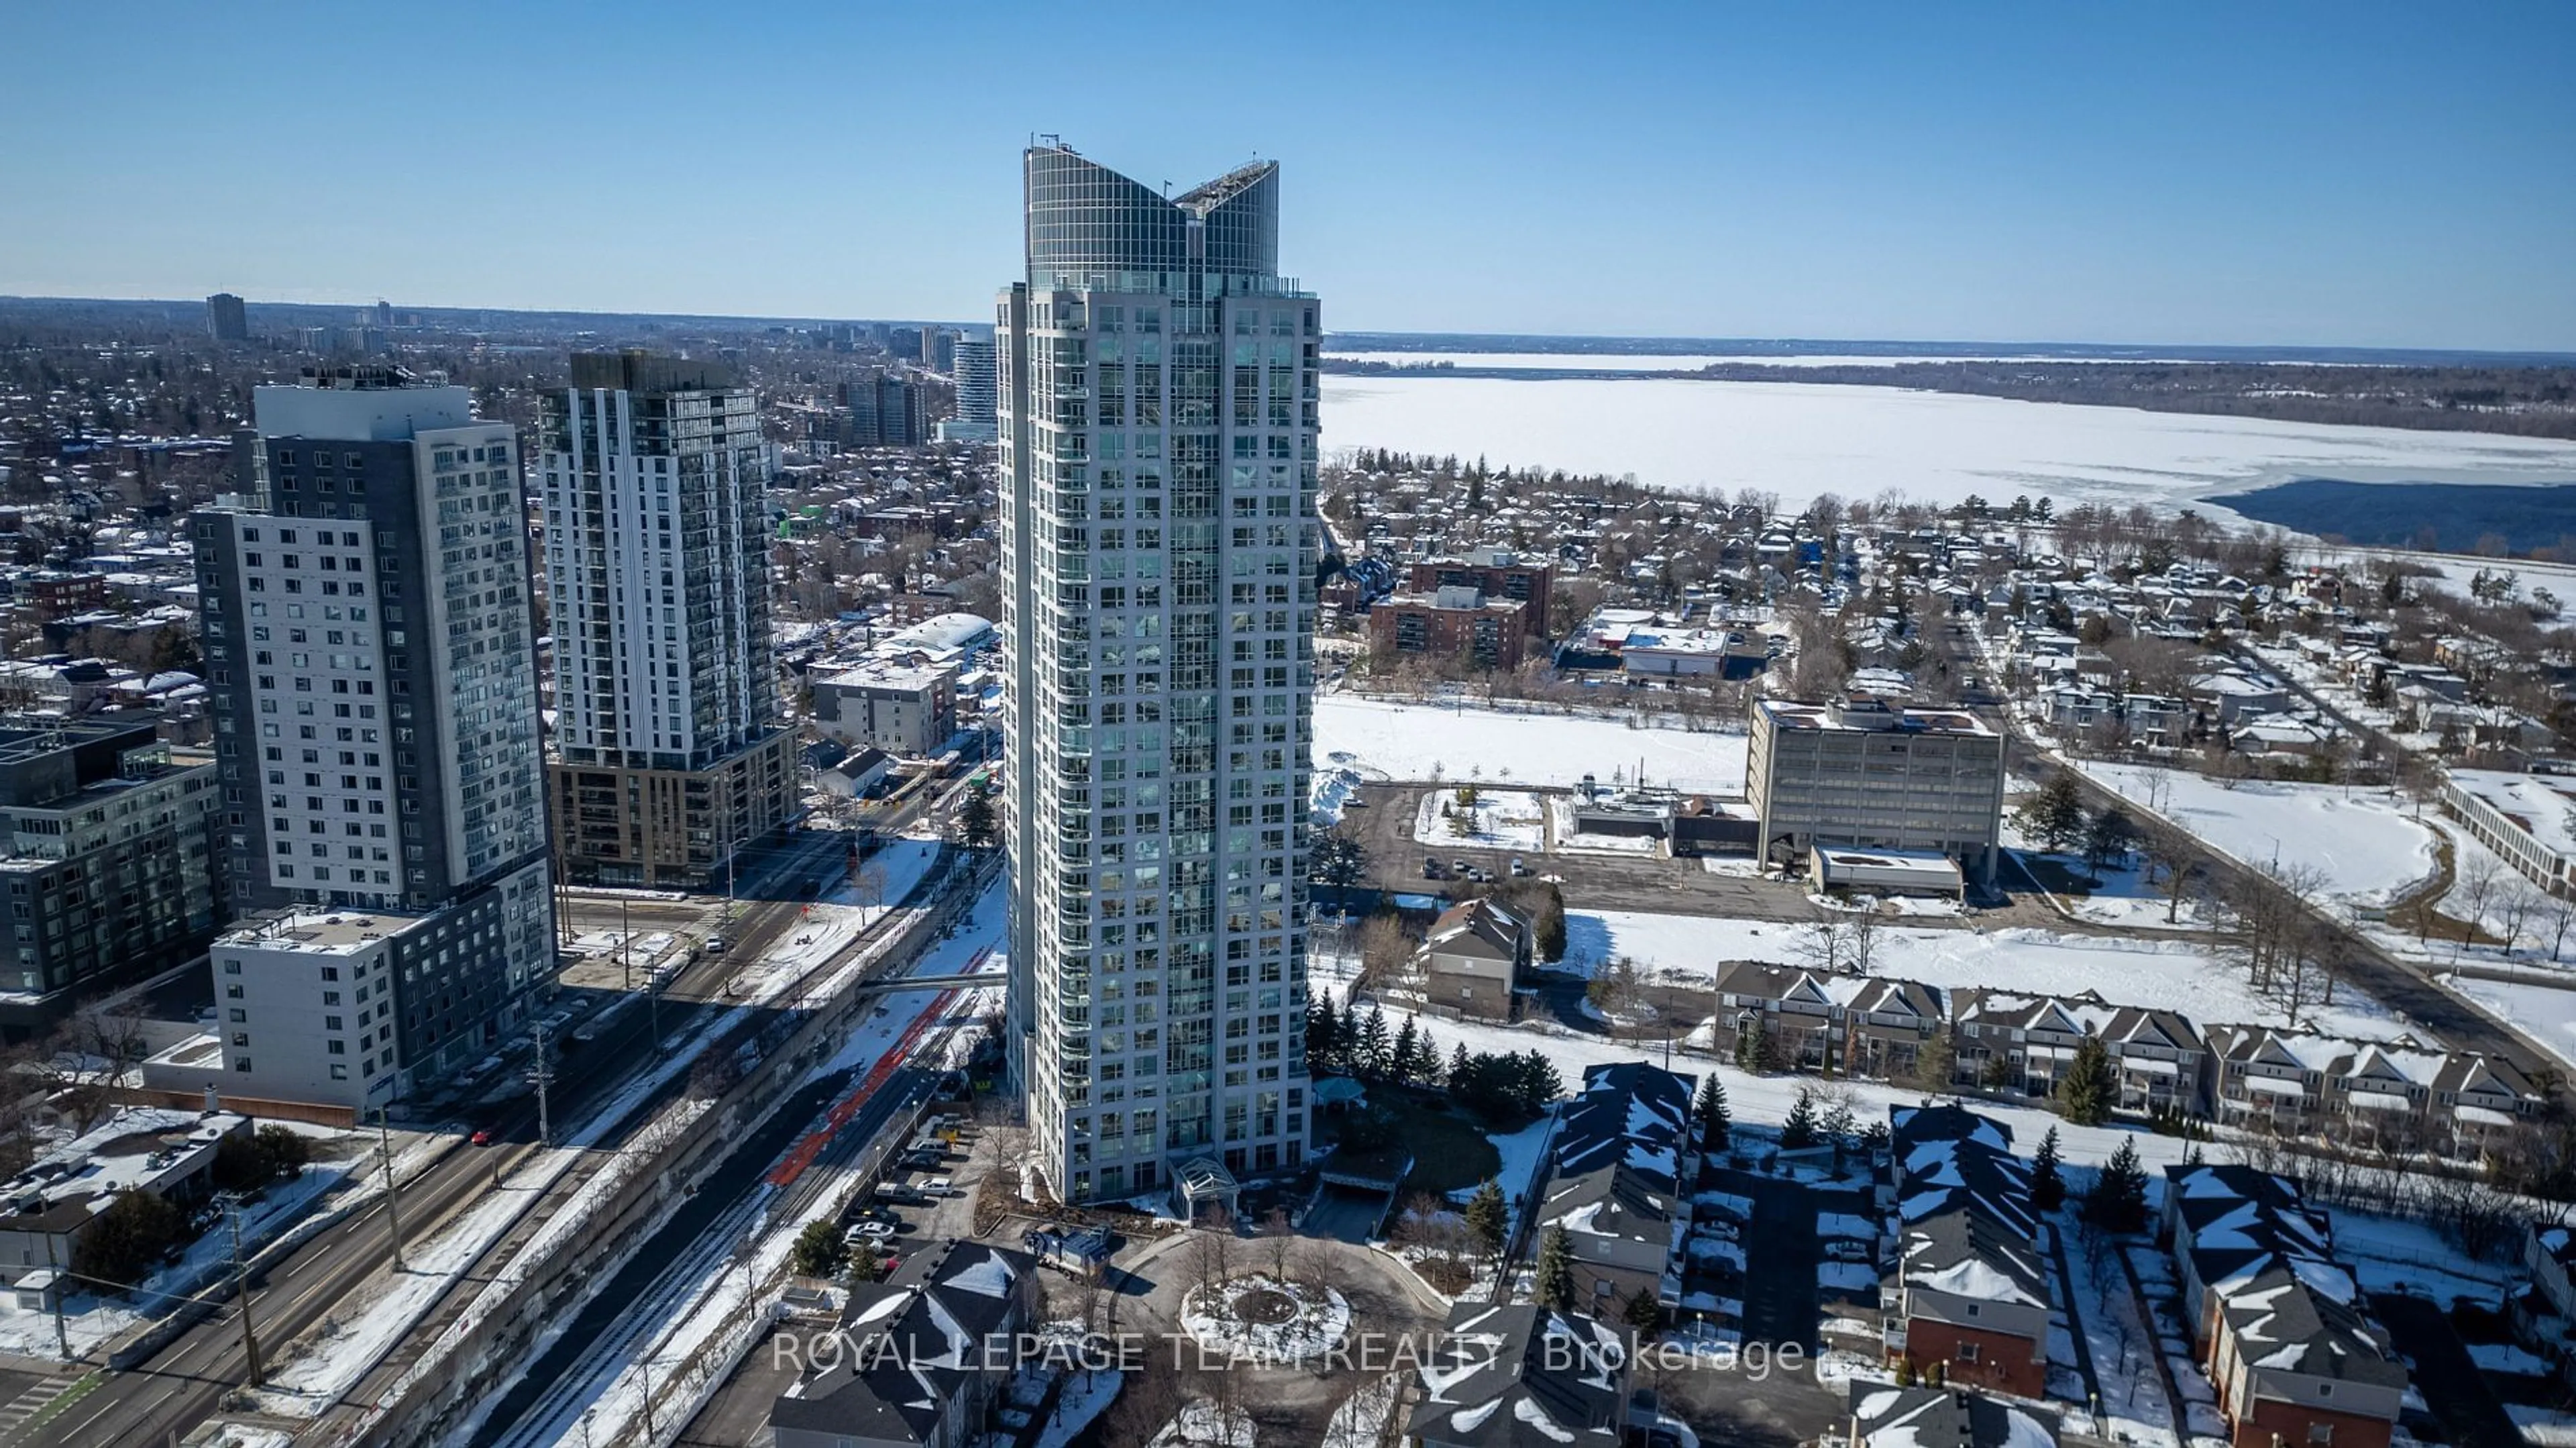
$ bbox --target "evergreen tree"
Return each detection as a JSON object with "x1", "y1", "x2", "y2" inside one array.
[
  {"x1": 1517, "y1": 1051, "x2": 1564, "y2": 1114},
  {"x1": 1694, "y1": 1075, "x2": 1731, "y2": 1152},
  {"x1": 1464, "y1": 1179, "x2": 1509, "y2": 1258},
  {"x1": 1621, "y1": 1285, "x2": 1664, "y2": 1334},
  {"x1": 2085, "y1": 1137, "x2": 2149, "y2": 1232},
  {"x1": 1411, "y1": 1025, "x2": 1445, "y2": 1085},
  {"x1": 1915, "y1": 1029, "x2": 1957, "y2": 1091},
  {"x1": 2057, "y1": 1036, "x2": 2116, "y2": 1127},
  {"x1": 2016, "y1": 771, "x2": 2087, "y2": 853},
  {"x1": 1780, "y1": 1087, "x2": 1819, "y2": 1149},
  {"x1": 1390, "y1": 1017, "x2": 1420, "y2": 1087},
  {"x1": 1307, "y1": 995, "x2": 1340, "y2": 1076},
  {"x1": 1735, "y1": 1015, "x2": 1772, "y2": 1074},
  {"x1": 1821, "y1": 1099, "x2": 1857, "y2": 1149},
  {"x1": 1450, "y1": 1041, "x2": 1472, "y2": 1086},
  {"x1": 2084, "y1": 807, "x2": 2138, "y2": 874},
  {"x1": 1358, "y1": 1005, "x2": 1392, "y2": 1080},
  {"x1": 789, "y1": 1219, "x2": 848, "y2": 1279},
  {"x1": 1534, "y1": 1225, "x2": 1578, "y2": 1310},
  {"x1": 957, "y1": 780, "x2": 998, "y2": 849},
  {"x1": 2031, "y1": 1125, "x2": 2066, "y2": 1211}
]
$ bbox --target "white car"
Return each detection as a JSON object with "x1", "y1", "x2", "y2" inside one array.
[
  {"x1": 847, "y1": 1219, "x2": 896, "y2": 1241},
  {"x1": 921, "y1": 1176, "x2": 958, "y2": 1197}
]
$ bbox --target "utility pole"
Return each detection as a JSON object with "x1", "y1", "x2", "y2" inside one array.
[
  {"x1": 621, "y1": 896, "x2": 633, "y2": 992},
  {"x1": 48, "y1": 1268, "x2": 67, "y2": 1359},
  {"x1": 640, "y1": 1357, "x2": 659, "y2": 1442},
  {"x1": 223, "y1": 1194, "x2": 264, "y2": 1386},
  {"x1": 532, "y1": 1018, "x2": 553, "y2": 1147},
  {"x1": 376, "y1": 1104, "x2": 406, "y2": 1272}
]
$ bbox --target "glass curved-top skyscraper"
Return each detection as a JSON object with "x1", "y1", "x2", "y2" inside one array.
[{"x1": 1000, "y1": 143, "x2": 1318, "y2": 1209}]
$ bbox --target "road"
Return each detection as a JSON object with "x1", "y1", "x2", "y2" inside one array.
[
  {"x1": 21, "y1": 831, "x2": 947, "y2": 1448},
  {"x1": 471, "y1": 876, "x2": 999, "y2": 1448},
  {"x1": 1968, "y1": 636, "x2": 2556, "y2": 1080}
]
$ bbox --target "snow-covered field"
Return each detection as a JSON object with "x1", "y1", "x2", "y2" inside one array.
[
  {"x1": 1411, "y1": 788, "x2": 1545, "y2": 851},
  {"x1": 1559, "y1": 907, "x2": 2408, "y2": 1041},
  {"x1": 2082, "y1": 765, "x2": 2439, "y2": 909},
  {"x1": 1328, "y1": 350, "x2": 2153, "y2": 372},
  {"x1": 1313, "y1": 694, "x2": 1745, "y2": 792},
  {"x1": 1322, "y1": 372, "x2": 2576, "y2": 514},
  {"x1": 2438, "y1": 974, "x2": 2576, "y2": 1072}
]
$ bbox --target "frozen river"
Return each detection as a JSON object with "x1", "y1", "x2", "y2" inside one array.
[{"x1": 1319, "y1": 372, "x2": 2576, "y2": 515}]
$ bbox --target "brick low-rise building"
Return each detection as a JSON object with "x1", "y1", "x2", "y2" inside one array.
[{"x1": 1368, "y1": 586, "x2": 1533, "y2": 672}]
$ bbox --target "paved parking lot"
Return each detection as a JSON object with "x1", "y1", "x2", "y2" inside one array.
[{"x1": 1340, "y1": 782, "x2": 1820, "y2": 919}]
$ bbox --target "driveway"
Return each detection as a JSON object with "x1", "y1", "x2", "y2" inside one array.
[{"x1": 2372, "y1": 1292, "x2": 2526, "y2": 1448}]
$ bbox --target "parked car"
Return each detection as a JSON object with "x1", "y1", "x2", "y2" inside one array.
[
  {"x1": 1509, "y1": 856, "x2": 1531, "y2": 877},
  {"x1": 1450, "y1": 858, "x2": 1470, "y2": 876},
  {"x1": 1423, "y1": 856, "x2": 1442, "y2": 879},
  {"x1": 847, "y1": 1220, "x2": 896, "y2": 1242},
  {"x1": 704, "y1": 935, "x2": 730, "y2": 954},
  {"x1": 1823, "y1": 1240, "x2": 1874, "y2": 1265}
]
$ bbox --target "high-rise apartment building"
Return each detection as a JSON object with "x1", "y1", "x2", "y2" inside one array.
[
  {"x1": 539, "y1": 351, "x2": 794, "y2": 888},
  {"x1": 922, "y1": 327, "x2": 959, "y2": 375},
  {"x1": 939, "y1": 338, "x2": 1000, "y2": 444},
  {"x1": 206, "y1": 293, "x2": 249, "y2": 342},
  {"x1": 1000, "y1": 144, "x2": 1320, "y2": 1207},
  {"x1": 191, "y1": 366, "x2": 555, "y2": 1104}
]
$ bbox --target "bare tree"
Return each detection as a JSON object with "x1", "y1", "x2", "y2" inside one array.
[
  {"x1": 2543, "y1": 890, "x2": 2576, "y2": 962},
  {"x1": 2498, "y1": 884, "x2": 2543, "y2": 960},
  {"x1": 1099, "y1": 1349, "x2": 1186, "y2": 1447},
  {"x1": 1260, "y1": 1206, "x2": 1295, "y2": 1280},
  {"x1": 2453, "y1": 851, "x2": 2503, "y2": 953},
  {"x1": 1793, "y1": 905, "x2": 1849, "y2": 974},
  {"x1": 2139, "y1": 819, "x2": 2200, "y2": 925},
  {"x1": 1848, "y1": 902, "x2": 1882, "y2": 975}
]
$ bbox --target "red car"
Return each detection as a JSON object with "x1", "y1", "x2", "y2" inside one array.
[{"x1": 470, "y1": 1129, "x2": 494, "y2": 1146}]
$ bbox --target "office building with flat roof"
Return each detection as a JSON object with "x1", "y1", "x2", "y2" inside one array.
[{"x1": 1748, "y1": 692, "x2": 2006, "y2": 884}]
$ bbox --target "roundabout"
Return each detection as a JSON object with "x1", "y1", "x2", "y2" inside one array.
[{"x1": 1177, "y1": 1274, "x2": 1353, "y2": 1364}]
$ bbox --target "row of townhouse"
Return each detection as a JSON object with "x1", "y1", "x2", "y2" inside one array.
[
  {"x1": 1526, "y1": 1062, "x2": 1699, "y2": 1318},
  {"x1": 1711, "y1": 966, "x2": 2544, "y2": 1153},
  {"x1": 1879, "y1": 1104, "x2": 2050, "y2": 1397},
  {"x1": 2165, "y1": 1162, "x2": 2407, "y2": 1448}
]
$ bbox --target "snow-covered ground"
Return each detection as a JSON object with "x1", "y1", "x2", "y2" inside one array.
[
  {"x1": 2442, "y1": 973, "x2": 2576, "y2": 1072},
  {"x1": 2083, "y1": 765, "x2": 2438, "y2": 909},
  {"x1": 1412, "y1": 788, "x2": 1546, "y2": 851},
  {"x1": 2326, "y1": 1208, "x2": 2510, "y2": 1310},
  {"x1": 1322, "y1": 372, "x2": 2576, "y2": 514},
  {"x1": 1554, "y1": 907, "x2": 2409, "y2": 1041},
  {"x1": 1313, "y1": 694, "x2": 1745, "y2": 792},
  {"x1": 2057, "y1": 1218, "x2": 2179, "y2": 1448}
]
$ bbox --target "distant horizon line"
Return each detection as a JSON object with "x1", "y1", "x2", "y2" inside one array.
[{"x1": 5, "y1": 293, "x2": 2571, "y2": 364}]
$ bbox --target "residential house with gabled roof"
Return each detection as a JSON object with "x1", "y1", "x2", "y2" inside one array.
[
  {"x1": 2161, "y1": 1163, "x2": 2407, "y2": 1448},
  {"x1": 1414, "y1": 897, "x2": 1533, "y2": 1021},
  {"x1": 771, "y1": 1241, "x2": 1040, "y2": 1448},
  {"x1": 1950, "y1": 989, "x2": 2108, "y2": 1100},
  {"x1": 2513, "y1": 1223, "x2": 2576, "y2": 1383},
  {"x1": 1845, "y1": 978, "x2": 1948, "y2": 1084},
  {"x1": 1711, "y1": 960, "x2": 1844, "y2": 1072},
  {"x1": 1536, "y1": 1162, "x2": 1686, "y2": 1316},
  {"x1": 1407, "y1": 1303, "x2": 1627, "y2": 1448},
  {"x1": 1882, "y1": 1104, "x2": 2047, "y2": 1396},
  {"x1": 1849, "y1": 1384, "x2": 2059, "y2": 1448}
]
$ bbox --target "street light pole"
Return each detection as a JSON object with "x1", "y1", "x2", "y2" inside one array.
[
  {"x1": 533, "y1": 1018, "x2": 553, "y2": 1147},
  {"x1": 621, "y1": 897, "x2": 632, "y2": 992},
  {"x1": 376, "y1": 1105, "x2": 405, "y2": 1272},
  {"x1": 222, "y1": 1194, "x2": 264, "y2": 1386}
]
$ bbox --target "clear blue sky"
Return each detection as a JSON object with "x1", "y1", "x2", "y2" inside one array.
[{"x1": 7, "y1": 2, "x2": 2571, "y2": 350}]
